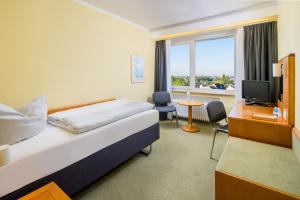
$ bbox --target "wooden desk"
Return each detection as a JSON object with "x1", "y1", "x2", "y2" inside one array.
[
  {"x1": 177, "y1": 100, "x2": 204, "y2": 133},
  {"x1": 228, "y1": 100, "x2": 293, "y2": 147},
  {"x1": 216, "y1": 54, "x2": 296, "y2": 200},
  {"x1": 19, "y1": 182, "x2": 71, "y2": 200}
]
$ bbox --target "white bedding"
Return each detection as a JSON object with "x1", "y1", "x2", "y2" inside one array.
[
  {"x1": 48, "y1": 99, "x2": 154, "y2": 133},
  {"x1": 0, "y1": 96, "x2": 47, "y2": 145},
  {"x1": 0, "y1": 109, "x2": 158, "y2": 198}
]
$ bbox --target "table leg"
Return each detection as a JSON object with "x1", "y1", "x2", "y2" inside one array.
[
  {"x1": 181, "y1": 105, "x2": 200, "y2": 133},
  {"x1": 188, "y1": 105, "x2": 193, "y2": 127}
]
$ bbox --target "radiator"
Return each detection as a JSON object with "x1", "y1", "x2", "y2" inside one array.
[{"x1": 172, "y1": 94, "x2": 219, "y2": 122}]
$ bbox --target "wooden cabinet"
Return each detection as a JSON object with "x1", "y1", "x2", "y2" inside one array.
[{"x1": 228, "y1": 100, "x2": 293, "y2": 147}]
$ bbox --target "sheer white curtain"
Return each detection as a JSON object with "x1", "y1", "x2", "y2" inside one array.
[
  {"x1": 235, "y1": 28, "x2": 245, "y2": 101},
  {"x1": 165, "y1": 40, "x2": 173, "y2": 119}
]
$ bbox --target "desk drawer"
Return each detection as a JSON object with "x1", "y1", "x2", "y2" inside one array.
[{"x1": 228, "y1": 118, "x2": 292, "y2": 148}]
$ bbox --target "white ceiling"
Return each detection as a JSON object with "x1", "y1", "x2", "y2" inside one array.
[{"x1": 82, "y1": 0, "x2": 274, "y2": 30}]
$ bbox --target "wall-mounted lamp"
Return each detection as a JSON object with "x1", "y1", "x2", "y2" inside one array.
[
  {"x1": 272, "y1": 63, "x2": 283, "y2": 103},
  {"x1": 273, "y1": 63, "x2": 283, "y2": 77}
]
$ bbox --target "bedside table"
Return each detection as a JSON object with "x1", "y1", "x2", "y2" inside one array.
[{"x1": 18, "y1": 182, "x2": 71, "y2": 200}]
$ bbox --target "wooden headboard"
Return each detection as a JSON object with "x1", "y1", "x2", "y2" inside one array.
[
  {"x1": 278, "y1": 53, "x2": 295, "y2": 126},
  {"x1": 47, "y1": 98, "x2": 116, "y2": 115}
]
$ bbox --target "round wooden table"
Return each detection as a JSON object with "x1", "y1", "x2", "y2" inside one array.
[{"x1": 178, "y1": 100, "x2": 204, "y2": 133}]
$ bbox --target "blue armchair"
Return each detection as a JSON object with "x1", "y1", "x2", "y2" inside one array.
[{"x1": 153, "y1": 91, "x2": 178, "y2": 128}]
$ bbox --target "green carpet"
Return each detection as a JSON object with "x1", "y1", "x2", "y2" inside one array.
[{"x1": 74, "y1": 120, "x2": 227, "y2": 200}]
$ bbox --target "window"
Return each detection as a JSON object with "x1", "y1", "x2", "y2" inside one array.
[
  {"x1": 195, "y1": 37, "x2": 235, "y2": 90},
  {"x1": 170, "y1": 35, "x2": 235, "y2": 94},
  {"x1": 170, "y1": 44, "x2": 190, "y2": 86}
]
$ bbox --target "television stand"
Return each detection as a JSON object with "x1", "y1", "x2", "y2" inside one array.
[{"x1": 245, "y1": 100, "x2": 270, "y2": 107}]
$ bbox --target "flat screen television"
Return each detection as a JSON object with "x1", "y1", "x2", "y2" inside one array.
[{"x1": 242, "y1": 80, "x2": 271, "y2": 105}]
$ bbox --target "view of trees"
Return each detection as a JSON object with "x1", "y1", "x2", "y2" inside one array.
[
  {"x1": 172, "y1": 74, "x2": 234, "y2": 90},
  {"x1": 171, "y1": 76, "x2": 190, "y2": 86}
]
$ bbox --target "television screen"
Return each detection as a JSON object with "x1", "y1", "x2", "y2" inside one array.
[{"x1": 242, "y1": 80, "x2": 270, "y2": 103}]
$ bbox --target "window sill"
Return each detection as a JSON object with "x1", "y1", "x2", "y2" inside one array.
[{"x1": 171, "y1": 87, "x2": 235, "y2": 96}]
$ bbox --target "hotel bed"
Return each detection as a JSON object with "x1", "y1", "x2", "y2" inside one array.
[{"x1": 0, "y1": 99, "x2": 159, "y2": 200}]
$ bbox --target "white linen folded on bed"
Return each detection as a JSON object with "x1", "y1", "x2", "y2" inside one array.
[
  {"x1": 0, "y1": 96, "x2": 47, "y2": 145},
  {"x1": 48, "y1": 99, "x2": 154, "y2": 133}
]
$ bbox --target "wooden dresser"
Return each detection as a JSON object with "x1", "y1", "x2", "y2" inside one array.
[
  {"x1": 216, "y1": 54, "x2": 297, "y2": 200},
  {"x1": 228, "y1": 54, "x2": 295, "y2": 148}
]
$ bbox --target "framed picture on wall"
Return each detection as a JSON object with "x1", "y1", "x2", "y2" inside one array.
[{"x1": 131, "y1": 55, "x2": 144, "y2": 83}]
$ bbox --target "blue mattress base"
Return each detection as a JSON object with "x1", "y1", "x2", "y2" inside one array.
[{"x1": 1, "y1": 123, "x2": 160, "y2": 200}]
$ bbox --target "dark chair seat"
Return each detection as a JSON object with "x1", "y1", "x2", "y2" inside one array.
[
  {"x1": 156, "y1": 105, "x2": 176, "y2": 113},
  {"x1": 206, "y1": 101, "x2": 228, "y2": 160},
  {"x1": 216, "y1": 124, "x2": 228, "y2": 133}
]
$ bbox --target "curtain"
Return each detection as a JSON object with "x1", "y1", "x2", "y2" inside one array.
[
  {"x1": 155, "y1": 40, "x2": 167, "y2": 92},
  {"x1": 244, "y1": 21, "x2": 278, "y2": 102},
  {"x1": 235, "y1": 28, "x2": 245, "y2": 101},
  {"x1": 154, "y1": 40, "x2": 168, "y2": 120}
]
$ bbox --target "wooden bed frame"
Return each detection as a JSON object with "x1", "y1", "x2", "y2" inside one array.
[
  {"x1": 1, "y1": 98, "x2": 159, "y2": 200},
  {"x1": 47, "y1": 98, "x2": 116, "y2": 115}
]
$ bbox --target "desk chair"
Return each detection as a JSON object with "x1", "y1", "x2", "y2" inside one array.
[
  {"x1": 153, "y1": 91, "x2": 178, "y2": 128},
  {"x1": 207, "y1": 101, "x2": 228, "y2": 159}
]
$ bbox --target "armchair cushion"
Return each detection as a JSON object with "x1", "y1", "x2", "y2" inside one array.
[{"x1": 155, "y1": 106, "x2": 176, "y2": 113}]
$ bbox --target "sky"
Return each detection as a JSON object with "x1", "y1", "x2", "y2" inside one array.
[{"x1": 170, "y1": 37, "x2": 235, "y2": 76}]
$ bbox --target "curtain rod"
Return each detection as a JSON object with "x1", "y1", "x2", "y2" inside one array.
[{"x1": 155, "y1": 15, "x2": 278, "y2": 41}]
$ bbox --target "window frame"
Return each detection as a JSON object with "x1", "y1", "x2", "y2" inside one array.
[{"x1": 170, "y1": 31, "x2": 236, "y2": 96}]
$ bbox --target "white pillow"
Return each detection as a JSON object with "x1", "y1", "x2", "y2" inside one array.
[
  {"x1": 17, "y1": 96, "x2": 47, "y2": 120},
  {"x1": 0, "y1": 96, "x2": 47, "y2": 145},
  {"x1": 0, "y1": 104, "x2": 25, "y2": 119}
]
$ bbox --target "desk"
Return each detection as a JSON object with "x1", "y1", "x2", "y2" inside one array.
[
  {"x1": 228, "y1": 100, "x2": 293, "y2": 147},
  {"x1": 177, "y1": 101, "x2": 204, "y2": 133}
]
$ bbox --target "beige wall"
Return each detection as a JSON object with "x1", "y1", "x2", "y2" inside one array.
[
  {"x1": 0, "y1": 0, "x2": 154, "y2": 108},
  {"x1": 278, "y1": 2, "x2": 300, "y2": 129}
]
